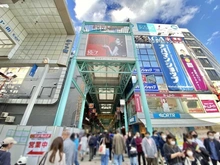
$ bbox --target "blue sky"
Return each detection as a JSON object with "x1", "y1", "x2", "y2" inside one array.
[{"x1": 66, "y1": 0, "x2": 220, "y2": 63}]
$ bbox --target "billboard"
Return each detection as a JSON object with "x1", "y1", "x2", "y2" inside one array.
[
  {"x1": 134, "y1": 23, "x2": 184, "y2": 37},
  {"x1": 134, "y1": 83, "x2": 159, "y2": 92},
  {"x1": 153, "y1": 42, "x2": 194, "y2": 91},
  {"x1": 201, "y1": 100, "x2": 219, "y2": 113},
  {"x1": 173, "y1": 43, "x2": 208, "y2": 91},
  {"x1": 133, "y1": 67, "x2": 162, "y2": 74},
  {"x1": 86, "y1": 34, "x2": 127, "y2": 57}
]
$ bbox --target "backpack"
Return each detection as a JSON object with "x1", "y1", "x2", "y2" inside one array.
[{"x1": 89, "y1": 137, "x2": 96, "y2": 146}]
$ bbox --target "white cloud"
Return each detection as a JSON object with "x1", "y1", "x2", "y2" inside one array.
[
  {"x1": 206, "y1": 31, "x2": 220, "y2": 45},
  {"x1": 175, "y1": 7, "x2": 199, "y2": 25},
  {"x1": 74, "y1": 0, "x2": 107, "y2": 22},
  {"x1": 213, "y1": 5, "x2": 219, "y2": 11},
  {"x1": 206, "y1": 0, "x2": 214, "y2": 4},
  {"x1": 200, "y1": 14, "x2": 205, "y2": 20},
  {"x1": 73, "y1": 0, "x2": 199, "y2": 25}
]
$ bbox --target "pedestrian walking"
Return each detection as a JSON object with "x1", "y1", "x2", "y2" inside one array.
[
  {"x1": 70, "y1": 133, "x2": 79, "y2": 165},
  {"x1": 40, "y1": 137, "x2": 66, "y2": 165},
  {"x1": 100, "y1": 132, "x2": 112, "y2": 165},
  {"x1": 88, "y1": 133, "x2": 96, "y2": 161},
  {"x1": 142, "y1": 131, "x2": 158, "y2": 165},
  {"x1": 184, "y1": 148, "x2": 201, "y2": 165},
  {"x1": 112, "y1": 129, "x2": 126, "y2": 165},
  {"x1": 0, "y1": 137, "x2": 17, "y2": 165},
  {"x1": 79, "y1": 133, "x2": 88, "y2": 161},
  {"x1": 135, "y1": 132, "x2": 146, "y2": 165},
  {"x1": 62, "y1": 130, "x2": 76, "y2": 165}
]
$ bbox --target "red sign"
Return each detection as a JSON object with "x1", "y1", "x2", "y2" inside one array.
[
  {"x1": 30, "y1": 134, "x2": 51, "y2": 138},
  {"x1": 134, "y1": 94, "x2": 142, "y2": 112},
  {"x1": 201, "y1": 100, "x2": 219, "y2": 113},
  {"x1": 86, "y1": 34, "x2": 127, "y2": 57},
  {"x1": 27, "y1": 150, "x2": 44, "y2": 156}
]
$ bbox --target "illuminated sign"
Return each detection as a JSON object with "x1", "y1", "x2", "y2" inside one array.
[{"x1": 153, "y1": 113, "x2": 180, "y2": 119}]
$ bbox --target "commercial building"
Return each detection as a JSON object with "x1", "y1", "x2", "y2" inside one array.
[{"x1": 0, "y1": 0, "x2": 79, "y2": 126}]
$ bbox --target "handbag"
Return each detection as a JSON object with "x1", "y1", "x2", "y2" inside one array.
[
  {"x1": 98, "y1": 138, "x2": 106, "y2": 155},
  {"x1": 38, "y1": 152, "x2": 48, "y2": 165}
]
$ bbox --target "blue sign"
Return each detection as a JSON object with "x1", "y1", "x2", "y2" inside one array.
[
  {"x1": 153, "y1": 113, "x2": 180, "y2": 119},
  {"x1": 129, "y1": 115, "x2": 136, "y2": 124},
  {"x1": 137, "y1": 23, "x2": 156, "y2": 32},
  {"x1": 153, "y1": 43, "x2": 194, "y2": 91},
  {"x1": 133, "y1": 67, "x2": 162, "y2": 75},
  {"x1": 134, "y1": 83, "x2": 159, "y2": 92},
  {"x1": 29, "y1": 64, "x2": 38, "y2": 77}
]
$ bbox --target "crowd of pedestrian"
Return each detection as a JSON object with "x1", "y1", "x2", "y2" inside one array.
[{"x1": 1, "y1": 128, "x2": 220, "y2": 165}]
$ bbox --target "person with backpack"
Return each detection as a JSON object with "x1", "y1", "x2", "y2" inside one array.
[
  {"x1": 0, "y1": 137, "x2": 17, "y2": 165},
  {"x1": 88, "y1": 133, "x2": 96, "y2": 161}
]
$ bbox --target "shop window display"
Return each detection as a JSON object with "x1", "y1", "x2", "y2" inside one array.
[{"x1": 181, "y1": 98, "x2": 204, "y2": 113}]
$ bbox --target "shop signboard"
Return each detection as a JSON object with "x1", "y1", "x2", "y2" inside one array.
[
  {"x1": 86, "y1": 34, "x2": 127, "y2": 57},
  {"x1": 146, "y1": 93, "x2": 197, "y2": 98},
  {"x1": 129, "y1": 115, "x2": 137, "y2": 124},
  {"x1": 201, "y1": 100, "x2": 219, "y2": 113},
  {"x1": 134, "y1": 83, "x2": 159, "y2": 92},
  {"x1": 153, "y1": 41, "x2": 194, "y2": 91},
  {"x1": 25, "y1": 131, "x2": 51, "y2": 156},
  {"x1": 173, "y1": 43, "x2": 208, "y2": 91},
  {"x1": 134, "y1": 94, "x2": 142, "y2": 112},
  {"x1": 133, "y1": 67, "x2": 162, "y2": 75},
  {"x1": 153, "y1": 113, "x2": 180, "y2": 119}
]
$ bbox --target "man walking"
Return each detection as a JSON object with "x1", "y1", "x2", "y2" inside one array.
[
  {"x1": 62, "y1": 130, "x2": 76, "y2": 165},
  {"x1": 112, "y1": 129, "x2": 126, "y2": 165},
  {"x1": 88, "y1": 133, "x2": 96, "y2": 161},
  {"x1": 142, "y1": 131, "x2": 158, "y2": 165}
]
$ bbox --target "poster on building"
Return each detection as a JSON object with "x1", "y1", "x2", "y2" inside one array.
[
  {"x1": 25, "y1": 131, "x2": 52, "y2": 156},
  {"x1": 135, "y1": 83, "x2": 159, "y2": 92},
  {"x1": 173, "y1": 43, "x2": 208, "y2": 91},
  {"x1": 134, "y1": 94, "x2": 142, "y2": 112},
  {"x1": 201, "y1": 100, "x2": 219, "y2": 113},
  {"x1": 153, "y1": 42, "x2": 194, "y2": 91},
  {"x1": 86, "y1": 34, "x2": 127, "y2": 57}
]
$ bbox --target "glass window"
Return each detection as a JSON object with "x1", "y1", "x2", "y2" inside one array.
[
  {"x1": 147, "y1": 98, "x2": 185, "y2": 113},
  {"x1": 181, "y1": 98, "x2": 204, "y2": 113},
  {"x1": 192, "y1": 48, "x2": 206, "y2": 56},
  {"x1": 150, "y1": 61, "x2": 159, "y2": 67},
  {"x1": 149, "y1": 55, "x2": 156, "y2": 61},
  {"x1": 140, "y1": 49, "x2": 147, "y2": 54},
  {"x1": 146, "y1": 44, "x2": 152, "y2": 49},
  {"x1": 199, "y1": 58, "x2": 213, "y2": 68},
  {"x1": 138, "y1": 44, "x2": 146, "y2": 48},
  {"x1": 155, "y1": 76, "x2": 164, "y2": 84},
  {"x1": 143, "y1": 61, "x2": 150, "y2": 67},
  {"x1": 182, "y1": 32, "x2": 193, "y2": 38},
  {"x1": 206, "y1": 69, "x2": 220, "y2": 80},
  {"x1": 147, "y1": 49, "x2": 154, "y2": 54},
  {"x1": 185, "y1": 40, "x2": 199, "y2": 47},
  {"x1": 141, "y1": 55, "x2": 149, "y2": 60}
]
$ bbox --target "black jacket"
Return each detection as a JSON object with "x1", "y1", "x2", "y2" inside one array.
[{"x1": 204, "y1": 138, "x2": 220, "y2": 160}]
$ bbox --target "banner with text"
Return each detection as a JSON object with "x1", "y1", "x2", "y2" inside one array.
[
  {"x1": 201, "y1": 100, "x2": 219, "y2": 113},
  {"x1": 173, "y1": 43, "x2": 208, "y2": 91},
  {"x1": 153, "y1": 42, "x2": 194, "y2": 91}
]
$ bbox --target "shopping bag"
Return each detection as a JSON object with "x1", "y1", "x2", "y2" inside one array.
[{"x1": 98, "y1": 144, "x2": 106, "y2": 155}]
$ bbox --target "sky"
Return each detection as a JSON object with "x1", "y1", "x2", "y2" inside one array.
[{"x1": 66, "y1": 0, "x2": 220, "y2": 63}]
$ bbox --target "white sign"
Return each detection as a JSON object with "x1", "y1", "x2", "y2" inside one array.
[{"x1": 25, "y1": 131, "x2": 52, "y2": 156}]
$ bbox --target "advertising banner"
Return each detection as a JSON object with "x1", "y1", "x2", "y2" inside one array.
[
  {"x1": 25, "y1": 131, "x2": 51, "y2": 156},
  {"x1": 86, "y1": 34, "x2": 127, "y2": 57},
  {"x1": 133, "y1": 67, "x2": 162, "y2": 74},
  {"x1": 134, "y1": 94, "x2": 142, "y2": 112},
  {"x1": 153, "y1": 42, "x2": 194, "y2": 91},
  {"x1": 201, "y1": 100, "x2": 219, "y2": 113},
  {"x1": 134, "y1": 23, "x2": 184, "y2": 37},
  {"x1": 153, "y1": 113, "x2": 180, "y2": 119},
  {"x1": 135, "y1": 83, "x2": 159, "y2": 92},
  {"x1": 173, "y1": 43, "x2": 208, "y2": 91}
]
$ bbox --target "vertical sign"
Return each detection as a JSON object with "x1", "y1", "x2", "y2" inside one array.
[
  {"x1": 173, "y1": 43, "x2": 208, "y2": 91},
  {"x1": 25, "y1": 131, "x2": 51, "y2": 156},
  {"x1": 134, "y1": 94, "x2": 142, "y2": 112},
  {"x1": 153, "y1": 42, "x2": 194, "y2": 91},
  {"x1": 201, "y1": 100, "x2": 219, "y2": 113}
]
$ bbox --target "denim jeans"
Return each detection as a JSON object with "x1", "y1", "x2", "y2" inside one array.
[
  {"x1": 130, "y1": 156, "x2": 138, "y2": 165},
  {"x1": 74, "y1": 151, "x2": 79, "y2": 165},
  {"x1": 101, "y1": 148, "x2": 109, "y2": 165},
  {"x1": 114, "y1": 154, "x2": 123, "y2": 165}
]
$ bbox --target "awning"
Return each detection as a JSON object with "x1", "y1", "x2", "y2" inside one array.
[{"x1": 140, "y1": 117, "x2": 220, "y2": 128}]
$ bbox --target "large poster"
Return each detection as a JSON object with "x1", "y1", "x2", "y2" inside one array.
[
  {"x1": 86, "y1": 34, "x2": 127, "y2": 57},
  {"x1": 201, "y1": 100, "x2": 219, "y2": 113},
  {"x1": 173, "y1": 43, "x2": 208, "y2": 91},
  {"x1": 153, "y1": 43, "x2": 194, "y2": 91}
]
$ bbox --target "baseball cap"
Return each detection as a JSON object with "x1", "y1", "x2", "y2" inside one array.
[{"x1": 3, "y1": 137, "x2": 17, "y2": 144}]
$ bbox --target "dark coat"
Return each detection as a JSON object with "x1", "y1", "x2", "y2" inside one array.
[{"x1": 204, "y1": 138, "x2": 220, "y2": 160}]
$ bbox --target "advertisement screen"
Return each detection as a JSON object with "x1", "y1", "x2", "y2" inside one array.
[
  {"x1": 86, "y1": 34, "x2": 127, "y2": 57},
  {"x1": 153, "y1": 42, "x2": 194, "y2": 91},
  {"x1": 173, "y1": 43, "x2": 208, "y2": 91}
]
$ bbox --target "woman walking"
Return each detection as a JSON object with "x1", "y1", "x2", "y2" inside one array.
[
  {"x1": 79, "y1": 133, "x2": 88, "y2": 161},
  {"x1": 100, "y1": 132, "x2": 112, "y2": 165},
  {"x1": 41, "y1": 137, "x2": 66, "y2": 165}
]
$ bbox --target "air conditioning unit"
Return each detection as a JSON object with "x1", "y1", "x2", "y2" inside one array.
[
  {"x1": 5, "y1": 116, "x2": 15, "y2": 123},
  {"x1": 1, "y1": 112, "x2": 9, "y2": 118}
]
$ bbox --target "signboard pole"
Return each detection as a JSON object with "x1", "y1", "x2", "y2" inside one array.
[
  {"x1": 20, "y1": 63, "x2": 49, "y2": 125},
  {"x1": 130, "y1": 24, "x2": 153, "y2": 134},
  {"x1": 53, "y1": 22, "x2": 85, "y2": 126}
]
